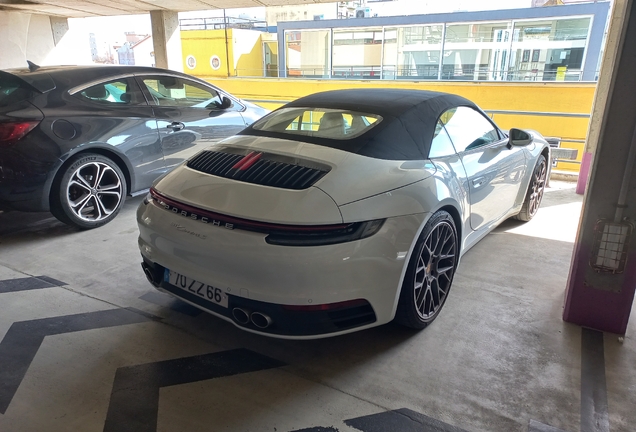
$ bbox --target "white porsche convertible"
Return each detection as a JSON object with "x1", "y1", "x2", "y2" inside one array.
[{"x1": 137, "y1": 89, "x2": 550, "y2": 339}]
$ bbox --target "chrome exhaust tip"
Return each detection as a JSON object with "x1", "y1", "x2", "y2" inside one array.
[
  {"x1": 141, "y1": 263, "x2": 159, "y2": 287},
  {"x1": 232, "y1": 308, "x2": 250, "y2": 325},
  {"x1": 250, "y1": 312, "x2": 273, "y2": 329}
]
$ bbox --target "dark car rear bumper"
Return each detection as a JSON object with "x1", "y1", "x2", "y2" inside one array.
[
  {"x1": 141, "y1": 258, "x2": 377, "y2": 337},
  {"x1": 0, "y1": 154, "x2": 58, "y2": 212}
]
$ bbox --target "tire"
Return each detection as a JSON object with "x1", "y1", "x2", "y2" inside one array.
[
  {"x1": 50, "y1": 153, "x2": 127, "y2": 229},
  {"x1": 394, "y1": 210, "x2": 459, "y2": 330},
  {"x1": 514, "y1": 154, "x2": 547, "y2": 222}
]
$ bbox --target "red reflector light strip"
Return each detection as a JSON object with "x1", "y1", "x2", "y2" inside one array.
[
  {"x1": 0, "y1": 121, "x2": 39, "y2": 146},
  {"x1": 282, "y1": 299, "x2": 369, "y2": 311},
  {"x1": 149, "y1": 187, "x2": 353, "y2": 233},
  {"x1": 231, "y1": 151, "x2": 263, "y2": 171}
]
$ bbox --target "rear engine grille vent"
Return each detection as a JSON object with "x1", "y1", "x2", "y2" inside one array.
[{"x1": 186, "y1": 150, "x2": 329, "y2": 190}]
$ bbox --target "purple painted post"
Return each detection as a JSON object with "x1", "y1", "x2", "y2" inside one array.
[
  {"x1": 576, "y1": 152, "x2": 593, "y2": 195},
  {"x1": 564, "y1": 240, "x2": 636, "y2": 334}
]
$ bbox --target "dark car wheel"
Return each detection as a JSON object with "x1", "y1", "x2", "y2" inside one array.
[
  {"x1": 51, "y1": 153, "x2": 127, "y2": 229},
  {"x1": 394, "y1": 210, "x2": 459, "y2": 330},
  {"x1": 514, "y1": 154, "x2": 547, "y2": 222}
]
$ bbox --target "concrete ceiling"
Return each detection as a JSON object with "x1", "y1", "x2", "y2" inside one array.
[{"x1": 0, "y1": 0, "x2": 336, "y2": 17}]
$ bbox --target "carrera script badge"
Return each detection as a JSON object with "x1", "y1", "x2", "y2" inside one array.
[{"x1": 171, "y1": 223, "x2": 207, "y2": 240}]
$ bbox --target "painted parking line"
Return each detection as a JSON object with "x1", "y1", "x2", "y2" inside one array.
[
  {"x1": 580, "y1": 328, "x2": 609, "y2": 432},
  {"x1": 0, "y1": 308, "x2": 153, "y2": 414},
  {"x1": 103, "y1": 348, "x2": 285, "y2": 432},
  {"x1": 344, "y1": 408, "x2": 470, "y2": 432},
  {"x1": 0, "y1": 276, "x2": 66, "y2": 293},
  {"x1": 139, "y1": 291, "x2": 203, "y2": 317},
  {"x1": 528, "y1": 419, "x2": 570, "y2": 432},
  {"x1": 291, "y1": 427, "x2": 340, "y2": 432}
]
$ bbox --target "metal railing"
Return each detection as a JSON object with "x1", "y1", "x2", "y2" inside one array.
[
  {"x1": 179, "y1": 17, "x2": 267, "y2": 31},
  {"x1": 270, "y1": 67, "x2": 595, "y2": 82}
]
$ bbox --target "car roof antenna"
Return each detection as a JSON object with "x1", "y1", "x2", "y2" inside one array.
[{"x1": 27, "y1": 60, "x2": 40, "y2": 72}]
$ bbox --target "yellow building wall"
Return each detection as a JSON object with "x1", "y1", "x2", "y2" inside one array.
[
  {"x1": 181, "y1": 29, "x2": 265, "y2": 78},
  {"x1": 181, "y1": 29, "x2": 234, "y2": 78},
  {"x1": 232, "y1": 29, "x2": 264, "y2": 77},
  {"x1": 200, "y1": 78, "x2": 593, "y2": 172}
]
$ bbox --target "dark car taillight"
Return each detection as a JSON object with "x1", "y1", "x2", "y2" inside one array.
[{"x1": 0, "y1": 121, "x2": 39, "y2": 146}]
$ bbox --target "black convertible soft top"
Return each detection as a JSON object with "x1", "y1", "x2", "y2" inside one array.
[{"x1": 240, "y1": 88, "x2": 483, "y2": 160}]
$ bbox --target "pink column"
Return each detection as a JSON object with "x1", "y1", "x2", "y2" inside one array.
[{"x1": 576, "y1": 152, "x2": 593, "y2": 195}]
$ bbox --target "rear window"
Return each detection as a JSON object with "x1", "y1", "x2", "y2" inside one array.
[
  {"x1": 251, "y1": 107, "x2": 382, "y2": 140},
  {"x1": 0, "y1": 74, "x2": 33, "y2": 107}
]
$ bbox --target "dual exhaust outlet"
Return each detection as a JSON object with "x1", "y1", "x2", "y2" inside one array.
[
  {"x1": 232, "y1": 308, "x2": 273, "y2": 329},
  {"x1": 142, "y1": 264, "x2": 273, "y2": 329}
]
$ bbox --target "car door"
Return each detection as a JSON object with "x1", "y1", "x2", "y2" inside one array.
[
  {"x1": 441, "y1": 106, "x2": 527, "y2": 231},
  {"x1": 70, "y1": 77, "x2": 165, "y2": 192},
  {"x1": 136, "y1": 75, "x2": 248, "y2": 170}
]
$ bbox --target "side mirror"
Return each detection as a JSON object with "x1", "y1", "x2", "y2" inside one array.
[{"x1": 509, "y1": 128, "x2": 533, "y2": 147}]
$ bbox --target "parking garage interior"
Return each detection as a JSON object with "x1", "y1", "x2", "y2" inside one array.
[{"x1": 1, "y1": 1, "x2": 636, "y2": 432}]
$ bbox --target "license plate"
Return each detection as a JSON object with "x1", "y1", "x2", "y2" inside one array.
[{"x1": 165, "y1": 269, "x2": 228, "y2": 308}]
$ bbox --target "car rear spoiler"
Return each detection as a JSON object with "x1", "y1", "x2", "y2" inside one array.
[{"x1": 0, "y1": 70, "x2": 56, "y2": 94}]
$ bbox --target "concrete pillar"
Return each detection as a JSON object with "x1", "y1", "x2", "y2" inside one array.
[
  {"x1": 0, "y1": 11, "x2": 69, "y2": 70},
  {"x1": 49, "y1": 16, "x2": 69, "y2": 46},
  {"x1": 150, "y1": 10, "x2": 183, "y2": 72},
  {"x1": 563, "y1": 0, "x2": 636, "y2": 334},
  {"x1": 576, "y1": 1, "x2": 631, "y2": 195}
]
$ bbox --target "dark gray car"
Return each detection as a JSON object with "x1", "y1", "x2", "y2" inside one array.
[{"x1": 0, "y1": 65, "x2": 268, "y2": 229}]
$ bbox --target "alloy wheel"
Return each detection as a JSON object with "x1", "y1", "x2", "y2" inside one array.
[
  {"x1": 528, "y1": 159, "x2": 547, "y2": 217},
  {"x1": 413, "y1": 220, "x2": 457, "y2": 320},
  {"x1": 66, "y1": 162, "x2": 123, "y2": 222}
]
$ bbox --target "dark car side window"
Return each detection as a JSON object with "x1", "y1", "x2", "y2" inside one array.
[
  {"x1": 440, "y1": 106, "x2": 501, "y2": 153},
  {"x1": 76, "y1": 79, "x2": 143, "y2": 105},
  {"x1": 429, "y1": 120, "x2": 457, "y2": 158},
  {"x1": 140, "y1": 76, "x2": 236, "y2": 111}
]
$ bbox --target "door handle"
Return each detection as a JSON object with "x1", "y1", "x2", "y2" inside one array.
[
  {"x1": 167, "y1": 122, "x2": 185, "y2": 131},
  {"x1": 472, "y1": 178, "x2": 484, "y2": 188}
]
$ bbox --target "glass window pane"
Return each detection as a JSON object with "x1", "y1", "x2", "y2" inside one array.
[
  {"x1": 397, "y1": 25, "x2": 443, "y2": 79},
  {"x1": 252, "y1": 107, "x2": 382, "y2": 140},
  {"x1": 443, "y1": 22, "x2": 513, "y2": 81},
  {"x1": 332, "y1": 27, "x2": 383, "y2": 79},
  {"x1": 429, "y1": 121, "x2": 457, "y2": 158},
  {"x1": 442, "y1": 107, "x2": 500, "y2": 152},
  {"x1": 77, "y1": 79, "x2": 138, "y2": 105},
  {"x1": 286, "y1": 30, "x2": 330, "y2": 78},
  {"x1": 141, "y1": 77, "x2": 224, "y2": 109},
  {"x1": 510, "y1": 17, "x2": 591, "y2": 81}
]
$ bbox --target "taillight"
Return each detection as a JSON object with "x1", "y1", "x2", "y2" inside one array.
[{"x1": 0, "y1": 121, "x2": 39, "y2": 146}]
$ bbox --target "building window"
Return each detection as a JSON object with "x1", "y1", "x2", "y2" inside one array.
[
  {"x1": 285, "y1": 30, "x2": 331, "y2": 78},
  {"x1": 332, "y1": 27, "x2": 384, "y2": 79},
  {"x1": 510, "y1": 17, "x2": 591, "y2": 81},
  {"x1": 442, "y1": 22, "x2": 512, "y2": 81}
]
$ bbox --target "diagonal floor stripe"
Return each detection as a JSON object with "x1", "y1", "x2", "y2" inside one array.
[
  {"x1": 291, "y1": 427, "x2": 340, "y2": 432},
  {"x1": 0, "y1": 276, "x2": 66, "y2": 293},
  {"x1": 344, "y1": 408, "x2": 470, "y2": 432},
  {"x1": 528, "y1": 419, "x2": 570, "y2": 432},
  {"x1": 0, "y1": 308, "x2": 151, "y2": 414},
  {"x1": 581, "y1": 328, "x2": 609, "y2": 432},
  {"x1": 103, "y1": 348, "x2": 285, "y2": 432}
]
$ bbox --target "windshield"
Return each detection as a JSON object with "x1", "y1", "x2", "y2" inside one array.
[
  {"x1": 0, "y1": 73, "x2": 33, "y2": 107},
  {"x1": 252, "y1": 107, "x2": 382, "y2": 140}
]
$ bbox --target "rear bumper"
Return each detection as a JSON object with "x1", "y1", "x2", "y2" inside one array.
[
  {"x1": 0, "y1": 177, "x2": 48, "y2": 211},
  {"x1": 0, "y1": 150, "x2": 59, "y2": 212},
  {"x1": 137, "y1": 198, "x2": 426, "y2": 339},
  {"x1": 142, "y1": 258, "x2": 377, "y2": 337}
]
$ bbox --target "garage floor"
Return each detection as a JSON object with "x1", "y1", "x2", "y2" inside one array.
[{"x1": 0, "y1": 181, "x2": 634, "y2": 432}]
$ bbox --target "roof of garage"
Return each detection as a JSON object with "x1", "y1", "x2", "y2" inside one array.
[{"x1": 0, "y1": 0, "x2": 335, "y2": 18}]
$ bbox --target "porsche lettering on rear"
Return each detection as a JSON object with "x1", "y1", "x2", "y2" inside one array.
[{"x1": 160, "y1": 201, "x2": 234, "y2": 229}]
